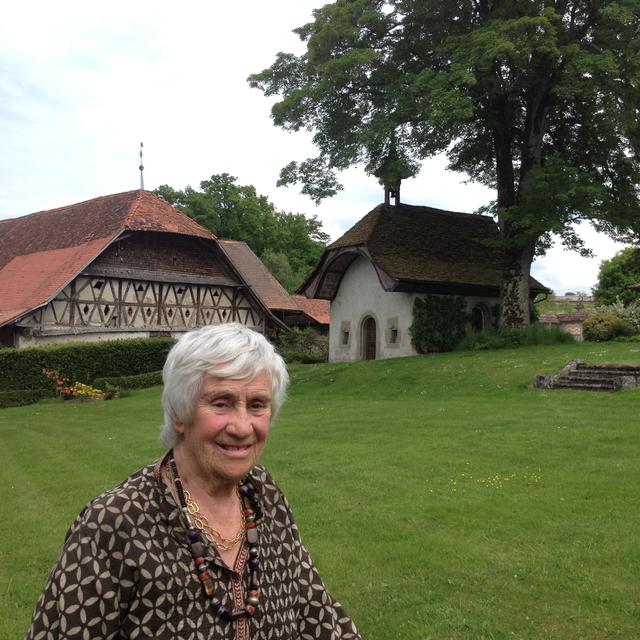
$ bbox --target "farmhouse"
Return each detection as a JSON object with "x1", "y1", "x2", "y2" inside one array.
[
  {"x1": 299, "y1": 202, "x2": 548, "y2": 362},
  {"x1": 0, "y1": 191, "x2": 284, "y2": 348}
]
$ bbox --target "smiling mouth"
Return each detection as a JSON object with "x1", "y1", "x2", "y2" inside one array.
[{"x1": 218, "y1": 444, "x2": 251, "y2": 451}]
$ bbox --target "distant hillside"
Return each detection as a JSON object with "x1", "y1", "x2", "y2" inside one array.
[{"x1": 534, "y1": 293, "x2": 596, "y2": 316}]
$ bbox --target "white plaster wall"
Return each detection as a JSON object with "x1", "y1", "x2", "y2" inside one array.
[
  {"x1": 329, "y1": 256, "x2": 416, "y2": 362},
  {"x1": 329, "y1": 255, "x2": 503, "y2": 362}
]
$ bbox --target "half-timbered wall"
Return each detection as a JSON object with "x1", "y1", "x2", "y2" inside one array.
[{"x1": 24, "y1": 275, "x2": 264, "y2": 332}]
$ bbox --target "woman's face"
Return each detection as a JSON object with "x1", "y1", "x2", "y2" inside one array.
[{"x1": 173, "y1": 370, "x2": 272, "y2": 487}]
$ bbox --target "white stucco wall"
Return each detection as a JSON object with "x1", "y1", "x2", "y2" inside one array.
[
  {"x1": 329, "y1": 255, "x2": 502, "y2": 362},
  {"x1": 329, "y1": 256, "x2": 416, "y2": 362}
]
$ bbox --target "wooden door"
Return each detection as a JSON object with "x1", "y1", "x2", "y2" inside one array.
[{"x1": 363, "y1": 317, "x2": 376, "y2": 360}]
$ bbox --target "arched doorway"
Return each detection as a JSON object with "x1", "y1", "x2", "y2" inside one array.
[
  {"x1": 471, "y1": 306, "x2": 485, "y2": 332},
  {"x1": 362, "y1": 316, "x2": 377, "y2": 360}
]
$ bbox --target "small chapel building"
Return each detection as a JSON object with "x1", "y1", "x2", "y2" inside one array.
[
  {"x1": 298, "y1": 202, "x2": 548, "y2": 362},
  {"x1": 0, "y1": 190, "x2": 285, "y2": 348}
]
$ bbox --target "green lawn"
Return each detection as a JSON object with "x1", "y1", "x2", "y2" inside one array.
[{"x1": 2, "y1": 341, "x2": 640, "y2": 639}]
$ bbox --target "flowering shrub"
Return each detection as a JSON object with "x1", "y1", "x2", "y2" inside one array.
[
  {"x1": 582, "y1": 310, "x2": 635, "y2": 342},
  {"x1": 41, "y1": 369, "x2": 106, "y2": 400},
  {"x1": 41, "y1": 368, "x2": 75, "y2": 399},
  {"x1": 71, "y1": 381, "x2": 105, "y2": 399},
  {"x1": 602, "y1": 298, "x2": 640, "y2": 332}
]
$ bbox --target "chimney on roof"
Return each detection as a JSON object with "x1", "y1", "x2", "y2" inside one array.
[{"x1": 139, "y1": 142, "x2": 145, "y2": 190}]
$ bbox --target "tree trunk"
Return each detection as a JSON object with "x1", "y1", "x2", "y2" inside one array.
[
  {"x1": 500, "y1": 242, "x2": 536, "y2": 328},
  {"x1": 492, "y1": 70, "x2": 552, "y2": 328},
  {"x1": 491, "y1": 99, "x2": 535, "y2": 328}
]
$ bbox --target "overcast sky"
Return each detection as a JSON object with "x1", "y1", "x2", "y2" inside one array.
[{"x1": 1, "y1": 0, "x2": 631, "y2": 295}]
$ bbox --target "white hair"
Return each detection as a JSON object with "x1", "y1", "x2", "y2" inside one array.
[{"x1": 160, "y1": 323, "x2": 289, "y2": 447}]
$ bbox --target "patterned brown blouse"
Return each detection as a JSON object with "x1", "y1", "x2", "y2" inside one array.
[{"x1": 26, "y1": 459, "x2": 361, "y2": 640}]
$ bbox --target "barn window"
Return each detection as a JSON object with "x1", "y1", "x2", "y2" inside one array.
[
  {"x1": 185, "y1": 310, "x2": 191, "y2": 317},
  {"x1": 83, "y1": 305, "x2": 89, "y2": 314},
  {"x1": 168, "y1": 309, "x2": 174, "y2": 317},
  {"x1": 93, "y1": 280, "x2": 104, "y2": 290},
  {"x1": 127, "y1": 307, "x2": 133, "y2": 316},
  {"x1": 390, "y1": 328, "x2": 398, "y2": 344},
  {"x1": 104, "y1": 305, "x2": 110, "y2": 314},
  {"x1": 146, "y1": 308, "x2": 152, "y2": 317},
  {"x1": 136, "y1": 284, "x2": 145, "y2": 292},
  {"x1": 177, "y1": 287, "x2": 184, "y2": 294},
  {"x1": 342, "y1": 330, "x2": 349, "y2": 345}
]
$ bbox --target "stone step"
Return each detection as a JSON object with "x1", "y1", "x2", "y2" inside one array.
[
  {"x1": 535, "y1": 359, "x2": 640, "y2": 392},
  {"x1": 558, "y1": 373, "x2": 620, "y2": 386},
  {"x1": 567, "y1": 370, "x2": 631, "y2": 380},
  {"x1": 575, "y1": 364, "x2": 640, "y2": 376},
  {"x1": 553, "y1": 379, "x2": 618, "y2": 391}
]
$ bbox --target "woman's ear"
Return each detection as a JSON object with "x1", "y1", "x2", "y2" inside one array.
[{"x1": 173, "y1": 419, "x2": 186, "y2": 435}]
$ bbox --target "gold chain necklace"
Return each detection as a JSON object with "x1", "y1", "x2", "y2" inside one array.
[{"x1": 184, "y1": 489, "x2": 246, "y2": 551}]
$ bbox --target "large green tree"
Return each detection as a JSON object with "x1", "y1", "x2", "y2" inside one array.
[
  {"x1": 249, "y1": 0, "x2": 640, "y2": 326},
  {"x1": 155, "y1": 174, "x2": 329, "y2": 291},
  {"x1": 593, "y1": 247, "x2": 640, "y2": 305}
]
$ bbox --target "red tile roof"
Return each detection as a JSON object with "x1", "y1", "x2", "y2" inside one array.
[
  {"x1": 219, "y1": 240, "x2": 299, "y2": 311},
  {"x1": 0, "y1": 190, "x2": 218, "y2": 327},
  {"x1": 290, "y1": 295, "x2": 330, "y2": 326}
]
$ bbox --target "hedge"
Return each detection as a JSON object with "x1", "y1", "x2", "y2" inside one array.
[
  {"x1": 0, "y1": 338, "x2": 174, "y2": 392},
  {"x1": 0, "y1": 389, "x2": 54, "y2": 409},
  {"x1": 93, "y1": 370, "x2": 163, "y2": 391}
]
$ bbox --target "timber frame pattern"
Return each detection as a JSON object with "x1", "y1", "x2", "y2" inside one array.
[{"x1": 17, "y1": 275, "x2": 263, "y2": 337}]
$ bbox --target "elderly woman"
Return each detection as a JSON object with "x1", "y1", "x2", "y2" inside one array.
[{"x1": 26, "y1": 323, "x2": 361, "y2": 639}]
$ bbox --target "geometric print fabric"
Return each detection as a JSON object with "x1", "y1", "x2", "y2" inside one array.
[{"x1": 26, "y1": 459, "x2": 361, "y2": 640}]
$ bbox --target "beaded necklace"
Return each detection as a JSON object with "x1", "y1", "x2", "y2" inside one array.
[{"x1": 168, "y1": 456, "x2": 261, "y2": 622}]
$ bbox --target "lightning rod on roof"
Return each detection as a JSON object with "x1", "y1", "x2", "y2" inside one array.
[{"x1": 139, "y1": 142, "x2": 145, "y2": 190}]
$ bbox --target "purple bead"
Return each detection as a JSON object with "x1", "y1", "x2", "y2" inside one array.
[
  {"x1": 249, "y1": 556, "x2": 260, "y2": 570},
  {"x1": 187, "y1": 528, "x2": 201, "y2": 543},
  {"x1": 216, "y1": 605, "x2": 229, "y2": 619},
  {"x1": 239, "y1": 484, "x2": 252, "y2": 497}
]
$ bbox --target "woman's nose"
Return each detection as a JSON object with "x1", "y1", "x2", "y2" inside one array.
[{"x1": 226, "y1": 404, "x2": 253, "y2": 436}]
